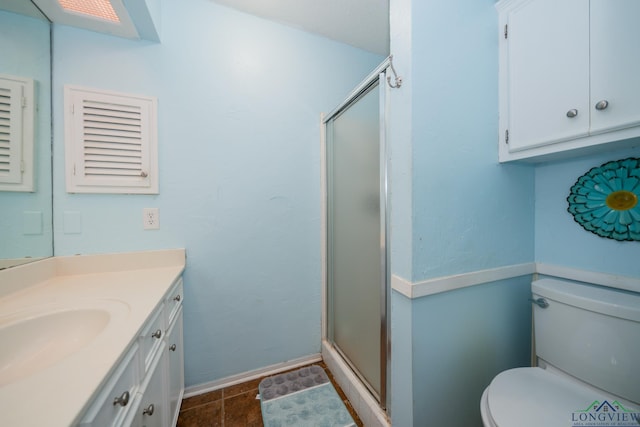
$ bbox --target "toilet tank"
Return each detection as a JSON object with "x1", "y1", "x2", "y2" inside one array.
[{"x1": 532, "y1": 278, "x2": 640, "y2": 404}]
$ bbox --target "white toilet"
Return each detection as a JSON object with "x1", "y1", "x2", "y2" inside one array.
[{"x1": 481, "y1": 278, "x2": 640, "y2": 427}]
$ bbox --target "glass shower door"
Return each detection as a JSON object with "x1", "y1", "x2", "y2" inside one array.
[{"x1": 326, "y1": 78, "x2": 385, "y2": 401}]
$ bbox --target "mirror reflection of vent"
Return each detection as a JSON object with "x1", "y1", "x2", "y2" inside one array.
[
  {"x1": 64, "y1": 85, "x2": 158, "y2": 194},
  {"x1": 0, "y1": 74, "x2": 34, "y2": 192},
  {"x1": 0, "y1": 85, "x2": 17, "y2": 180}
]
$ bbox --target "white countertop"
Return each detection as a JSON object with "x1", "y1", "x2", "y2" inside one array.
[{"x1": 0, "y1": 249, "x2": 186, "y2": 427}]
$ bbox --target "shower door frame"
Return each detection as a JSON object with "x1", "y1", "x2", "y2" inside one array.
[{"x1": 321, "y1": 57, "x2": 391, "y2": 411}]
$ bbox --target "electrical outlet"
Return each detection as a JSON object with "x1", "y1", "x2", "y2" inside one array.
[{"x1": 143, "y1": 208, "x2": 160, "y2": 230}]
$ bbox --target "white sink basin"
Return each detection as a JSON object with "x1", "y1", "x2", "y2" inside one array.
[{"x1": 0, "y1": 302, "x2": 128, "y2": 386}]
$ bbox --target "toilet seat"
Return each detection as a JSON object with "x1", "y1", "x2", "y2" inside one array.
[{"x1": 481, "y1": 367, "x2": 639, "y2": 427}]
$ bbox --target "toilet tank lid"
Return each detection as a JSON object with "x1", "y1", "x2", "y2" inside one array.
[{"x1": 532, "y1": 278, "x2": 640, "y2": 322}]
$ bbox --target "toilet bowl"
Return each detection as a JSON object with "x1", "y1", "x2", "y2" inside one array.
[
  {"x1": 481, "y1": 367, "x2": 640, "y2": 427},
  {"x1": 481, "y1": 278, "x2": 640, "y2": 427}
]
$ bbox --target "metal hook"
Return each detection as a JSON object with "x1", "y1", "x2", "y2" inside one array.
[{"x1": 387, "y1": 54, "x2": 403, "y2": 89}]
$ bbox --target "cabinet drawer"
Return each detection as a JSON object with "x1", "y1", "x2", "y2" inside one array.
[
  {"x1": 79, "y1": 344, "x2": 139, "y2": 427},
  {"x1": 165, "y1": 278, "x2": 183, "y2": 327},
  {"x1": 138, "y1": 307, "x2": 165, "y2": 375}
]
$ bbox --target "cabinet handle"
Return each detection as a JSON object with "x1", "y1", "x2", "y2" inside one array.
[
  {"x1": 143, "y1": 404, "x2": 155, "y2": 416},
  {"x1": 151, "y1": 329, "x2": 162, "y2": 339},
  {"x1": 566, "y1": 109, "x2": 578, "y2": 118},
  {"x1": 113, "y1": 391, "x2": 130, "y2": 407},
  {"x1": 595, "y1": 100, "x2": 609, "y2": 110},
  {"x1": 173, "y1": 294, "x2": 181, "y2": 302},
  {"x1": 170, "y1": 344, "x2": 177, "y2": 351}
]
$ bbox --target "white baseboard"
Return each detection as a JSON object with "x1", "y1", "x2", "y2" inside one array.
[{"x1": 183, "y1": 353, "x2": 322, "y2": 398}]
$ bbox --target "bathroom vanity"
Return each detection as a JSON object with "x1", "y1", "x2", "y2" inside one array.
[{"x1": 0, "y1": 249, "x2": 185, "y2": 427}]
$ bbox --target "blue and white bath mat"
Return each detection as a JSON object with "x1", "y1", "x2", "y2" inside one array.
[{"x1": 259, "y1": 365, "x2": 356, "y2": 427}]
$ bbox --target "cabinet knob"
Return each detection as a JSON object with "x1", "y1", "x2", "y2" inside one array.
[
  {"x1": 113, "y1": 391, "x2": 130, "y2": 407},
  {"x1": 143, "y1": 404, "x2": 155, "y2": 416},
  {"x1": 566, "y1": 109, "x2": 578, "y2": 118},
  {"x1": 151, "y1": 329, "x2": 162, "y2": 339},
  {"x1": 170, "y1": 344, "x2": 177, "y2": 351},
  {"x1": 173, "y1": 294, "x2": 181, "y2": 302},
  {"x1": 595, "y1": 100, "x2": 609, "y2": 110}
]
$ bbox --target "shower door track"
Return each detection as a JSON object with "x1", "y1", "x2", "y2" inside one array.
[
  {"x1": 333, "y1": 341, "x2": 381, "y2": 403},
  {"x1": 323, "y1": 56, "x2": 392, "y2": 124}
]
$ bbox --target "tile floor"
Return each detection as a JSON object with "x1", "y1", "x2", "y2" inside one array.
[{"x1": 177, "y1": 362, "x2": 363, "y2": 427}]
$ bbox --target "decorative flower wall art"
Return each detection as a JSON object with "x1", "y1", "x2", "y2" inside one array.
[{"x1": 567, "y1": 157, "x2": 640, "y2": 241}]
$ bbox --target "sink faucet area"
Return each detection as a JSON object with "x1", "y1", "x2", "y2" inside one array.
[{"x1": 0, "y1": 249, "x2": 185, "y2": 427}]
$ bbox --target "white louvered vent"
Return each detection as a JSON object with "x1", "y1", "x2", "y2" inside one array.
[
  {"x1": 0, "y1": 74, "x2": 34, "y2": 192},
  {"x1": 81, "y1": 99, "x2": 146, "y2": 179},
  {"x1": 65, "y1": 85, "x2": 158, "y2": 194}
]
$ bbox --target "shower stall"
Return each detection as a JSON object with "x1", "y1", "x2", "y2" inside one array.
[{"x1": 322, "y1": 57, "x2": 395, "y2": 417}]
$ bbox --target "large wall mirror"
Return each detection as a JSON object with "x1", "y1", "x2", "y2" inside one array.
[{"x1": 0, "y1": 1, "x2": 52, "y2": 269}]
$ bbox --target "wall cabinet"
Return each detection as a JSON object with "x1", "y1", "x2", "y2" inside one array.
[
  {"x1": 497, "y1": 0, "x2": 640, "y2": 162},
  {"x1": 78, "y1": 277, "x2": 184, "y2": 427}
]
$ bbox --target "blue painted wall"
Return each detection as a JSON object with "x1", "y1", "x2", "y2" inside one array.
[
  {"x1": 389, "y1": 0, "x2": 535, "y2": 425},
  {"x1": 536, "y1": 146, "x2": 640, "y2": 278},
  {"x1": 388, "y1": 0, "x2": 415, "y2": 423},
  {"x1": 0, "y1": 10, "x2": 52, "y2": 260},
  {"x1": 390, "y1": 291, "x2": 414, "y2": 426},
  {"x1": 51, "y1": 0, "x2": 383, "y2": 386},
  {"x1": 411, "y1": 276, "x2": 532, "y2": 425},
  {"x1": 388, "y1": 0, "x2": 413, "y2": 282},
  {"x1": 410, "y1": 0, "x2": 534, "y2": 282}
]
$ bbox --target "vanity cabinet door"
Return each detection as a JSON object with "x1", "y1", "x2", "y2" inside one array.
[
  {"x1": 505, "y1": 0, "x2": 590, "y2": 152},
  {"x1": 133, "y1": 347, "x2": 167, "y2": 427},
  {"x1": 589, "y1": 0, "x2": 640, "y2": 136},
  {"x1": 166, "y1": 308, "x2": 184, "y2": 426}
]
